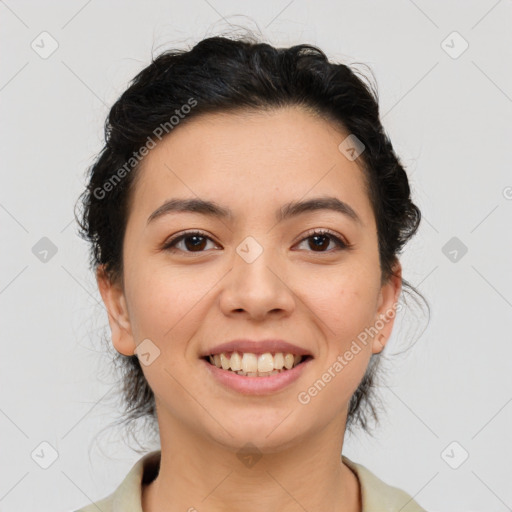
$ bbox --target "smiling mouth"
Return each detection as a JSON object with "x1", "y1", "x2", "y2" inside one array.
[{"x1": 202, "y1": 351, "x2": 313, "y2": 377}]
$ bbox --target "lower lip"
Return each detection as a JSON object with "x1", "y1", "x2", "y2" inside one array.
[{"x1": 202, "y1": 357, "x2": 313, "y2": 395}]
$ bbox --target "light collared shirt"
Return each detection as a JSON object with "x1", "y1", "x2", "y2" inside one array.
[{"x1": 74, "y1": 450, "x2": 426, "y2": 512}]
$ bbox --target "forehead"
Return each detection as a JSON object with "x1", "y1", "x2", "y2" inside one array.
[{"x1": 127, "y1": 106, "x2": 374, "y2": 227}]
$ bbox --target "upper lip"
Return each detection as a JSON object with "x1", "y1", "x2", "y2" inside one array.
[{"x1": 200, "y1": 339, "x2": 313, "y2": 358}]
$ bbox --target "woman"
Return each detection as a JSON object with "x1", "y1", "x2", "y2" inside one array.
[{"x1": 74, "y1": 33, "x2": 427, "y2": 512}]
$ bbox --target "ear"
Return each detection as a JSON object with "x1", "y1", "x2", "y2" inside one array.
[
  {"x1": 96, "y1": 265, "x2": 136, "y2": 356},
  {"x1": 372, "y1": 260, "x2": 402, "y2": 355}
]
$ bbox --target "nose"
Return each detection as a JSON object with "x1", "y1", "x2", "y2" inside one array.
[{"x1": 219, "y1": 245, "x2": 296, "y2": 321}]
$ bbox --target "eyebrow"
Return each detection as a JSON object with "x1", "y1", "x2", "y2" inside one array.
[{"x1": 147, "y1": 196, "x2": 363, "y2": 226}]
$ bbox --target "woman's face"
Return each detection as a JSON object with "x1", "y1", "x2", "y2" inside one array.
[{"x1": 98, "y1": 106, "x2": 401, "y2": 452}]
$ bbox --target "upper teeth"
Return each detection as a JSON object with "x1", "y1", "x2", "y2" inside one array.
[{"x1": 209, "y1": 352, "x2": 302, "y2": 373}]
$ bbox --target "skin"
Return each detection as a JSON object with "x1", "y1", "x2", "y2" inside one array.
[{"x1": 97, "y1": 105, "x2": 402, "y2": 512}]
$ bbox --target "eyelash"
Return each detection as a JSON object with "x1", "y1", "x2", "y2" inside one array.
[{"x1": 162, "y1": 229, "x2": 351, "y2": 254}]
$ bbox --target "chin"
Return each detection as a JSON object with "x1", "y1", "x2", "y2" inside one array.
[{"x1": 205, "y1": 416, "x2": 311, "y2": 454}]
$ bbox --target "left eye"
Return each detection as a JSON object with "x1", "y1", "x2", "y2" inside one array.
[
  {"x1": 162, "y1": 230, "x2": 348, "y2": 254},
  {"x1": 295, "y1": 230, "x2": 348, "y2": 252}
]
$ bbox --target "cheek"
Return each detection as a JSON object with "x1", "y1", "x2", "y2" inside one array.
[
  {"x1": 124, "y1": 266, "x2": 211, "y2": 401},
  {"x1": 295, "y1": 270, "x2": 378, "y2": 419},
  {"x1": 126, "y1": 263, "x2": 211, "y2": 345},
  {"x1": 295, "y1": 263, "x2": 380, "y2": 348}
]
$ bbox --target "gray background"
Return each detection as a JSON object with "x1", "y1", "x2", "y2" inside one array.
[{"x1": 1, "y1": 1, "x2": 511, "y2": 511}]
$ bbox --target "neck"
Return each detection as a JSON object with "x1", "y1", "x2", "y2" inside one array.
[{"x1": 141, "y1": 411, "x2": 361, "y2": 512}]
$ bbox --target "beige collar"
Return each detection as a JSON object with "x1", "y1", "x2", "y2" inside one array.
[{"x1": 84, "y1": 450, "x2": 426, "y2": 512}]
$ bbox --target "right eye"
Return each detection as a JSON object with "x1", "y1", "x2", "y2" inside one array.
[{"x1": 162, "y1": 231, "x2": 220, "y2": 253}]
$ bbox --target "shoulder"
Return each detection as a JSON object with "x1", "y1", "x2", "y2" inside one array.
[
  {"x1": 73, "y1": 494, "x2": 114, "y2": 512},
  {"x1": 342, "y1": 455, "x2": 427, "y2": 512},
  {"x1": 72, "y1": 450, "x2": 161, "y2": 512}
]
